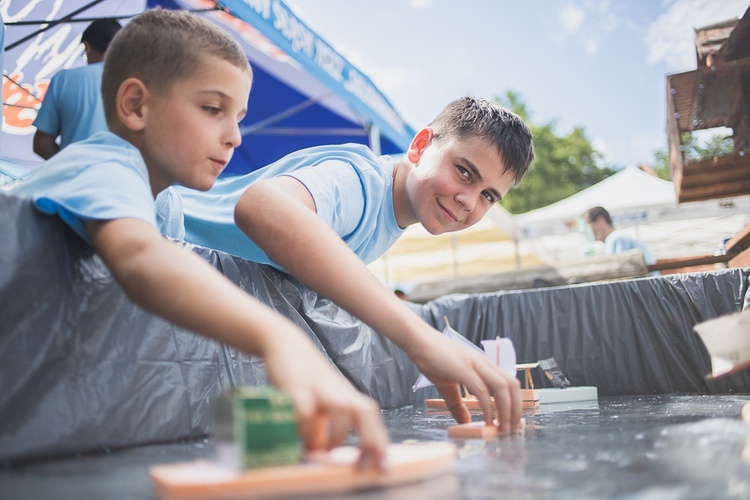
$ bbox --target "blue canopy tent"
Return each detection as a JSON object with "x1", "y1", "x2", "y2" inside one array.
[{"x1": 1, "y1": 0, "x2": 415, "y2": 178}]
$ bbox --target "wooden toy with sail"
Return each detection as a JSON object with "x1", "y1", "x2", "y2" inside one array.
[{"x1": 421, "y1": 317, "x2": 540, "y2": 411}]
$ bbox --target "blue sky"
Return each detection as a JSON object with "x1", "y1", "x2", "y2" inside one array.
[{"x1": 283, "y1": 0, "x2": 748, "y2": 169}]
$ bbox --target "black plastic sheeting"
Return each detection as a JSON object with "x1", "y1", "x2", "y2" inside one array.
[
  {"x1": 421, "y1": 274, "x2": 750, "y2": 396},
  {"x1": 1, "y1": 192, "x2": 749, "y2": 463}
]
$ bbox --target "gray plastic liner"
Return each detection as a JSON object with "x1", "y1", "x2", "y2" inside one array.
[{"x1": 1, "y1": 191, "x2": 749, "y2": 462}]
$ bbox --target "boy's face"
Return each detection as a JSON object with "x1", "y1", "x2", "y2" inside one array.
[
  {"x1": 404, "y1": 130, "x2": 515, "y2": 235},
  {"x1": 139, "y1": 56, "x2": 252, "y2": 193},
  {"x1": 587, "y1": 216, "x2": 608, "y2": 242}
]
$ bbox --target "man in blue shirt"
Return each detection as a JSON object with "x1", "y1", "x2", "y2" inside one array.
[
  {"x1": 32, "y1": 18, "x2": 121, "y2": 159},
  {"x1": 584, "y1": 206, "x2": 656, "y2": 265}
]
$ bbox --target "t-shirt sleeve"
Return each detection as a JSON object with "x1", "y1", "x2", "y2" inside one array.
[
  {"x1": 285, "y1": 160, "x2": 365, "y2": 237},
  {"x1": 33, "y1": 161, "x2": 158, "y2": 243},
  {"x1": 32, "y1": 73, "x2": 62, "y2": 136},
  {"x1": 155, "y1": 186, "x2": 185, "y2": 240}
]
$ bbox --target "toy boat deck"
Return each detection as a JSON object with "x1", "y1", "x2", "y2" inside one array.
[
  {"x1": 150, "y1": 442, "x2": 456, "y2": 499},
  {"x1": 426, "y1": 389, "x2": 540, "y2": 411}
]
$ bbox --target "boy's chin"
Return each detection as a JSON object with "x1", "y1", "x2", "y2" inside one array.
[
  {"x1": 188, "y1": 178, "x2": 220, "y2": 192},
  {"x1": 421, "y1": 223, "x2": 449, "y2": 236}
]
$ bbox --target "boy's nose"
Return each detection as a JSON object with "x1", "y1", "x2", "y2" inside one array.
[
  {"x1": 226, "y1": 122, "x2": 243, "y2": 148},
  {"x1": 456, "y1": 191, "x2": 476, "y2": 212}
]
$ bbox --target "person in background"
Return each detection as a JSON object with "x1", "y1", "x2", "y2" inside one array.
[
  {"x1": 32, "y1": 18, "x2": 121, "y2": 159},
  {"x1": 584, "y1": 206, "x2": 656, "y2": 265}
]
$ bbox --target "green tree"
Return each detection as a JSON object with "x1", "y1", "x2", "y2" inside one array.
[
  {"x1": 651, "y1": 131, "x2": 734, "y2": 181},
  {"x1": 497, "y1": 91, "x2": 616, "y2": 214}
]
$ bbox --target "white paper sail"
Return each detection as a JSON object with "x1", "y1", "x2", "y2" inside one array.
[
  {"x1": 411, "y1": 324, "x2": 517, "y2": 391},
  {"x1": 693, "y1": 309, "x2": 750, "y2": 378},
  {"x1": 480, "y1": 338, "x2": 517, "y2": 378},
  {"x1": 411, "y1": 324, "x2": 485, "y2": 392}
]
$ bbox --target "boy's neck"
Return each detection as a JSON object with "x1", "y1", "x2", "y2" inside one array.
[
  {"x1": 391, "y1": 158, "x2": 416, "y2": 229},
  {"x1": 109, "y1": 125, "x2": 166, "y2": 199}
]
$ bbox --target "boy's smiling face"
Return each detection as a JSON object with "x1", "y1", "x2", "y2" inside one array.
[
  {"x1": 135, "y1": 55, "x2": 252, "y2": 194},
  {"x1": 401, "y1": 128, "x2": 516, "y2": 235}
]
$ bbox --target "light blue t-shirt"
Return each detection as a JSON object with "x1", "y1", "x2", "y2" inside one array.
[
  {"x1": 178, "y1": 143, "x2": 405, "y2": 270},
  {"x1": 605, "y1": 229, "x2": 656, "y2": 265},
  {"x1": 33, "y1": 62, "x2": 108, "y2": 149},
  {"x1": 11, "y1": 131, "x2": 183, "y2": 242}
]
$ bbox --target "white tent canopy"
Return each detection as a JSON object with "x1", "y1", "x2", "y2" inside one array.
[
  {"x1": 368, "y1": 204, "x2": 544, "y2": 290},
  {"x1": 514, "y1": 166, "x2": 750, "y2": 264}
]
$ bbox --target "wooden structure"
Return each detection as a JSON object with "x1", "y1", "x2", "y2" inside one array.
[
  {"x1": 665, "y1": 6, "x2": 750, "y2": 269},
  {"x1": 666, "y1": 7, "x2": 750, "y2": 203}
]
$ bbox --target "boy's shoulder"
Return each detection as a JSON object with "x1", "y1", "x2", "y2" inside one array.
[
  {"x1": 286, "y1": 143, "x2": 380, "y2": 164},
  {"x1": 13, "y1": 132, "x2": 147, "y2": 196},
  {"x1": 50, "y1": 61, "x2": 104, "y2": 83}
]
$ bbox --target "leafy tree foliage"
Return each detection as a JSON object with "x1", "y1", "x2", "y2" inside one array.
[
  {"x1": 651, "y1": 131, "x2": 735, "y2": 181},
  {"x1": 497, "y1": 91, "x2": 616, "y2": 214}
]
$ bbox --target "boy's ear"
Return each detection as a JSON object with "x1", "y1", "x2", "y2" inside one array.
[
  {"x1": 406, "y1": 127, "x2": 433, "y2": 164},
  {"x1": 116, "y1": 78, "x2": 150, "y2": 131}
]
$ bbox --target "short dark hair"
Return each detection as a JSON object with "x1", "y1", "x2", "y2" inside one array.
[
  {"x1": 102, "y1": 8, "x2": 251, "y2": 126},
  {"x1": 584, "y1": 206, "x2": 612, "y2": 225},
  {"x1": 428, "y1": 97, "x2": 535, "y2": 186},
  {"x1": 81, "y1": 18, "x2": 122, "y2": 54}
]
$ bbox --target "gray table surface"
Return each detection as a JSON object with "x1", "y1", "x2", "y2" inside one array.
[{"x1": 2, "y1": 394, "x2": 749, "y2": 499}]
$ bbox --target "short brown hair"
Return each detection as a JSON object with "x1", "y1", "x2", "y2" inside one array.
[
  {"x1": 584, "y1": 206, "x2": 612, "y2": 225},
  {"x1": 429, "y1": 97, "x2": 534, "y2": 185},
  {"x1": 101, "y1": 8, "x2": 251, "y2": 125}
]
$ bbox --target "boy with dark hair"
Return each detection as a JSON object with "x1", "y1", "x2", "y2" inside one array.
[
  {"x1": 13, "y1": 8, "x2": 387, "y2": 469},
  {"x1": 584, "y1": 205, "x2": 655, "y2": 265},
  {"x1": 80, "y1": 18, "x2": 122, "y2": 54},
  {"x1": 32, "y1": 18, "x2": 122, "y2": 159},
  {"x1": 178, "y1": 96, "x2": 535, "y2": 433}
]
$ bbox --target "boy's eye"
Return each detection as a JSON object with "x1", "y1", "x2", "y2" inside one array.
[
  {"x1": 482, "y1": 191, "x2": 495, "y2": 203},
  {"x1": 457, "y1": 165, "x2": 469, "y2": 178}
]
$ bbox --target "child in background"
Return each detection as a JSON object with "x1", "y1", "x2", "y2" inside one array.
[
  {"x1": 178, "y1": 97, "x2": 536, "y2": 433},
  {"x1": 11, "y1": 8, "x2": 387, "y2": 470}
]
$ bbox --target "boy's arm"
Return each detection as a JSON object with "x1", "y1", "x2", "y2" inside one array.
[
  {"x1": 33, "y1": 130, "x2": 61, "y2": 160},
  {"x1": 235, "y1": 178, "x2": 522, "y2": 432},
  {"x1": 86, "y1": 217, "x2": 388, "y2": 468}
]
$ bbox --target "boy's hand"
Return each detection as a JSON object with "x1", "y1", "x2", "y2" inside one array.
[
  {"x1": 260, "y1": 326, "x2": 390, "y2": 471},
  {"x1": 88, "y1": 218, "x2": 389, "y2": 470},
  {"x1": 408, "y1": 333, "x2": 522, "y2": 433}
]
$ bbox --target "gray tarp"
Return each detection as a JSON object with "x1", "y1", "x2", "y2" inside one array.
[{"x1": 1, "y1": 192, "x2": 749, "y2": 462}]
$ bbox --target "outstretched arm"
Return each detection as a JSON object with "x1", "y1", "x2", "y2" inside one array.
[
  {"x1": 235, "y1": 177, "x2": 522, "y2": 432},
  {"x1": 86, "y1": 217, "x2": 388, "y2": 468}
]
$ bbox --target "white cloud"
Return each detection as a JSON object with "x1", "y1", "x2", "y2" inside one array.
[
  {"x1": 560, "y1": 3, "x2": 586, "y2": 33},
  {"x1": 410, "y1": 0, "x2": 431, "y2": 10},
  {"x1": 592, "y1": 136, "x2": 608, "y2": 157},
  {"x1": 644, "y1": 0, "x2": 748, "y2": 71},
  {"x1": 581, "y1": 37, "x2": 599, "y2": 56},
  {"x1": 557, "y1": 1, "x2": 621, "y2": 56}
]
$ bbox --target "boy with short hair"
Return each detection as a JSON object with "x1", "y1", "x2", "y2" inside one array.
[
  {"x1": 179, "y1": 97, "x2": 535, "y2": 433},
  {"x1": 33, "y1": 18, "x2": 123, "y2": 159},
  {"x1": 12, "y1": 8, "x2": 387, "y2": 469},
  {"x1": 584, "y1": 206, "x2": 656, "y2": 264}
]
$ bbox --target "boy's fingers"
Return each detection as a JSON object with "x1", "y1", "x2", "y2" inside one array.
[
  {"x1": 484, "y1": 365, "x2": 521, "y2": 432},
  {"x1": 492, "y1": 380, "x2": 511, "y2": 432},
  {"x1": 436, "y1": 382, "x2": 471, "y2": 424},
  {"x1": 509, "y1": 377, "x2": 522, "y2": 431},
  {"x1": 328, "y1": 411, "x2": 352, "y2": 449},
  {"x1": 351, "y1": 399, "x2": 390, "y2": 472},
  {"x1": 307, "y1": 414, "x2": 329, "y2": 451},
  {"x1": 291, "y1": 391, "x2": 318, "y2": 450}
]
